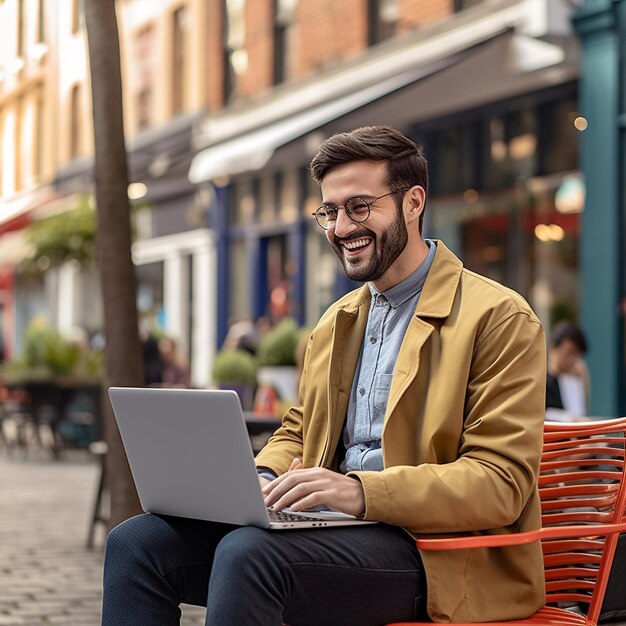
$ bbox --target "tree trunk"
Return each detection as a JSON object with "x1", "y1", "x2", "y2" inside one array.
[{"x1": 84, "y1": 0, "x2": 143, "y2": 530}]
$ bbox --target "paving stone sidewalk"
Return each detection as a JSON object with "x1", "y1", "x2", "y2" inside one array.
[{"x1": 0, "y1": 447, "x2": 207, "y2": 626}]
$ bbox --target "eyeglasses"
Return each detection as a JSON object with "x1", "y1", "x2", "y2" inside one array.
[{"x1": 312, "y1": 188, "x2": 411, "y2": 230}]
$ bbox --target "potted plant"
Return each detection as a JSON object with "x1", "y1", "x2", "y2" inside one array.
[
  {"x1": 211, "y1": 349, "x2": 258, "y2": 410},
  {"x1": 256, "y1": 318, "x2": 301, "y2": 404}
]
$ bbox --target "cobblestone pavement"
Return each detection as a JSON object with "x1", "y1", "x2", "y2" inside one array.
[{"x1": 0, "y1": 446, "x2": 207, "y2": 626}]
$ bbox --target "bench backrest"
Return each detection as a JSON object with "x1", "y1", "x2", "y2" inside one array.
[{"x1": 540, "y1": 417, "x2": 626, "y2": 623}]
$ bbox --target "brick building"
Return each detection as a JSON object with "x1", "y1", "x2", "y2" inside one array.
[{"x1": 4, "y1": 1, "x2": 616, "y2": 410}]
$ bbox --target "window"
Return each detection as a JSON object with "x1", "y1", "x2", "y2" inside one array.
[
  {"x1": 279, "y1": 169, "x2": 298, "y2": 222},
  {"x1": 69, "y1": 84, "x2": 81, "y2": 158},
  {"x1": 431, "y1": 125, "x2": 475, "y2": 195},
  {"x1": 34, "y1": 93, "x2": 43, "y2": 178},
  {"x1": 542, "y1": 98, "x2": 579, "y2": 174},
  {"x1": 223, "y1": 0, "x2": 246, "y2": 103},
  {"x1": 273, "y1": 0, "x2": 296, "y2": 85},
  {"x1": 72, "y1": 0, "x2": 81, "y2": 33},
  {"x1": 454, "y1": 0, "x2": 486, "y2": 10},
  {"x1": 368, "y1": 0, "x2": 399, "y2": 46},
  {"x1": 230, "y1": 178, "x2": 255, "y2": 226},
  {"x1": 17, "y1": 0, "x2": 25, "y2": 56},
  {"x1": 37, "y1": 0, "x2": 45, "y2": 42},
  {"x1": 1, "y1": 107, "x2": 17, "y2": 196},
  {"x1": 172, "y1": 6, "x2": 190, "y2": 115},
  {"x1": 135, "y1": 25, "x2": 155, "y2": 130}
]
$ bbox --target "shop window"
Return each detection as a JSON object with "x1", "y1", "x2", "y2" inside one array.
[
  {"x1": 266, "y1": 235, "x2": 292, "y2": 322},
  {"x1": 230, "y1": 179, "x2": 255, "y2": 226},
  {"x1": 172, "y1": 6, "x2": 190, "y2": 115},
  {"x1": 507, "y1": 108, "x2": 538, "y2": 180},
  {"x1": 463, "y1": 215, "x2": 509, "y2": 284},
  {"x1": 258, "y1": 175, "x2": 276, "y2": 223},
  {"x1": 306, "y1": 228, "x2": 336, "y2": 324},
  {"x1": 526, "y1": 175, "x2": 581, "y2": 327},
  {"x1": 368, "y1": 0, "x2": 399, "y2": 45},
  {"x1": 431, "y1": 125, "x2": 474, "y2": 195},
  {"x1": 279, "y1": 169, "x2": 298, "y2": 222},
  {"x1": 136, "y1": 261, "x2": 165, "y2": 330},
  {"x1": 543, "y1": 98, "x2": 579, "y2": 174},
  {"x1": 304, "y1": 171, "x2": 321, "y2": 220},
  {"x1": 480, "y1": 116, "x2": 509, "y2": 190},
  {"x1": 228, "y1": 238, "x2": 250, "y2": 321}
]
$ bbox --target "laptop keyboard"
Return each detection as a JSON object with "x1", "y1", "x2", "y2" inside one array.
[{"x1": 268, "y1": 509, "x2": 325, "y2": 523}]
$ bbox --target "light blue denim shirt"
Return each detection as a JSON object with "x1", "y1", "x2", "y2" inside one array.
[
  {"x1": 258, "y1": 240, "x2": 436, "y2": 483},
  {"x1": 340, "y1": 239, "x2": 436, "y2": 473}
]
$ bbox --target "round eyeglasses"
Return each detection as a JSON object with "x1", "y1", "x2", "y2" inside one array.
[{"x1": 312, "y1": 188, "x2": 411, "y2": 230}]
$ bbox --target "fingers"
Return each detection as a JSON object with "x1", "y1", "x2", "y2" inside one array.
[
  {"x1": 288, "y1": 457, "x2": 303, "y2": 471},
  {"x1": 263, "y1": 467, "x2": 326, "y2": 509},
  {"x1": 260, "y1": 461, "x2": 366, "y2": 517}
]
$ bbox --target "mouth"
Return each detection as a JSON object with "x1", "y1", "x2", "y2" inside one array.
[{"x1": 339, "y1": 236, "x2": 373, "y2": 256}]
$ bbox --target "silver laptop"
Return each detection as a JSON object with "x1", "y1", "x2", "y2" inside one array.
[{"x1": 108, "y1": 387, "x2": 375, "y2": 530}]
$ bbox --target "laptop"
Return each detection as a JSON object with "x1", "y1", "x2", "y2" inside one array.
[{"x1": 108, "y1": 387, "x2": 375, "y2": 530}]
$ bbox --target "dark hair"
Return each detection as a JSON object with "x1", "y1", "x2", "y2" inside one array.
[
  {"x1": 550, "y1": 321, "x2": 588, "y2": 353},
  {"x1": 309, "y1": 126, "x2": 429, "y2": 232}
]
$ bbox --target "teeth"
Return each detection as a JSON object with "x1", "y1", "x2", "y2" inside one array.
[{"x1": 343, "y1": 238, "x2": 370, "y2": 250}]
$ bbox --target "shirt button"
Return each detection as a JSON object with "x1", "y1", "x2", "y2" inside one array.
[
  {"x1": 359, "y1": 387, "x2": 366, "y2": 396},
  {"x1": 370, "y1": 337, "x2": 377, "y2": 344}
]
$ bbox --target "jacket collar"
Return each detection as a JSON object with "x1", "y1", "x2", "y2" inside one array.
[{"x1": 337, "y1": 239, "x2": 463, "y2": 320}]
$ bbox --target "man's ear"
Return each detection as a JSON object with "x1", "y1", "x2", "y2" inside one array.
[{"x1": 404, "y1": 186, "x2": 426, "y2": 224}]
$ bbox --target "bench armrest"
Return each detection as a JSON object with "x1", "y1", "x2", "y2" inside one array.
[{"x1": 416, "y1": 521, "x2": 626, "y2": 551}]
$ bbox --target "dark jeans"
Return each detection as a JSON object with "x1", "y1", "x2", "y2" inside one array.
[{"x1": 101, "y1": 514, "x2": 427, "y2": 626}]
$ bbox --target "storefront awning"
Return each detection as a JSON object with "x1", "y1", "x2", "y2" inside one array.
[
  {"x1": 188, "y1": 0, "x2": 577, "y2": 184},
  {"x1": 188, "y1": 58, "x2": 457, "y2": 184}
]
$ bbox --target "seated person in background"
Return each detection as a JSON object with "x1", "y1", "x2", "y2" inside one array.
[
  {"x1": 546, "y1": 321, "x2": 589, "y2": 419},
  {"x1": 158, "y1": 336, "x2": 191, "y2": 388}
]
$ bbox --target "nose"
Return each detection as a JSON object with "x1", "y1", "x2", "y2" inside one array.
[{"x1": 332, "y1": 207, "x2": 357, "y2": 238}]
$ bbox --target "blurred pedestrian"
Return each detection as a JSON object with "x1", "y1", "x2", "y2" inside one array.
[
  {"x1": 158, "y1": 336, "x2": 190, "y2": 388},
  {"x1": 546, "y1": 321, "x2": 589, "y2": 417},
  {"x1": 141, "y1": 332, "x2": 162, "y2": 386}
]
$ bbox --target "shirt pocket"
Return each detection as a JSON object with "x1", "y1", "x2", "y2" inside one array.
[{"x1": 372, "y1": 373, "x2": 394, "y2": 418}]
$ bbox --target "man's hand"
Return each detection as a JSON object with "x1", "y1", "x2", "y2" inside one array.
[{"x1": 261, "y1": 458, "x2": 365, "y2": 517}]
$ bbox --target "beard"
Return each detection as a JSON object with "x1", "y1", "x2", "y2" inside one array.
[{"x1": 329, "y1": 209, "x2": 409, "y2": 284}]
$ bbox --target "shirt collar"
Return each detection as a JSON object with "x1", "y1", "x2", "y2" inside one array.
[{"x1": 368, "y1": 239, "x2": 436, "y2": 309}]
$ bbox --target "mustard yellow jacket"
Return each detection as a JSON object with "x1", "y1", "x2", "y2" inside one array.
[{"x1": 255, "y1": 240, "x2": 546, "y2": 622}]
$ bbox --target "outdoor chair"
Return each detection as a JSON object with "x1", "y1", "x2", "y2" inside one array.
[{"x1": 388, "y1": 416, "x2": 626, "y2": 626}]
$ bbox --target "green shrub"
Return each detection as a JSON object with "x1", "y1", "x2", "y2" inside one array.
[
  {"x1": 257, "y1": 318, "x2": 301, "y2": 367},
  {"x1": 212, "y1": 349, "x2": 258, "y2": 386},
  {"x1": 0, "y1": 321, "x2": 103, "y2": 383}
]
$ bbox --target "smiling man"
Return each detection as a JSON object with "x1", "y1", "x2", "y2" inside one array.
[{"x1": 102, "y1": 126, "x2": 547, "y2": 626}]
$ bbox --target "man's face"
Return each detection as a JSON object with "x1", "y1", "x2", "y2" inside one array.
[{"x1": 320, "y1": 161, "x2": 409, "y2": 286}]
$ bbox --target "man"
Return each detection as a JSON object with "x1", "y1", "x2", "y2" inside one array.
[{"x1": 102, "y1": 126, "x2": 546, "y2": 625}]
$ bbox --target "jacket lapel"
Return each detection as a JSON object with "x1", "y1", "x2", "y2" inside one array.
[
  {"x1": 383, "y1": 241, "x2": 463, "y2": 431},
  {"x1": 321, "y1": 288, "x2": 370, "y2": 466}
]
